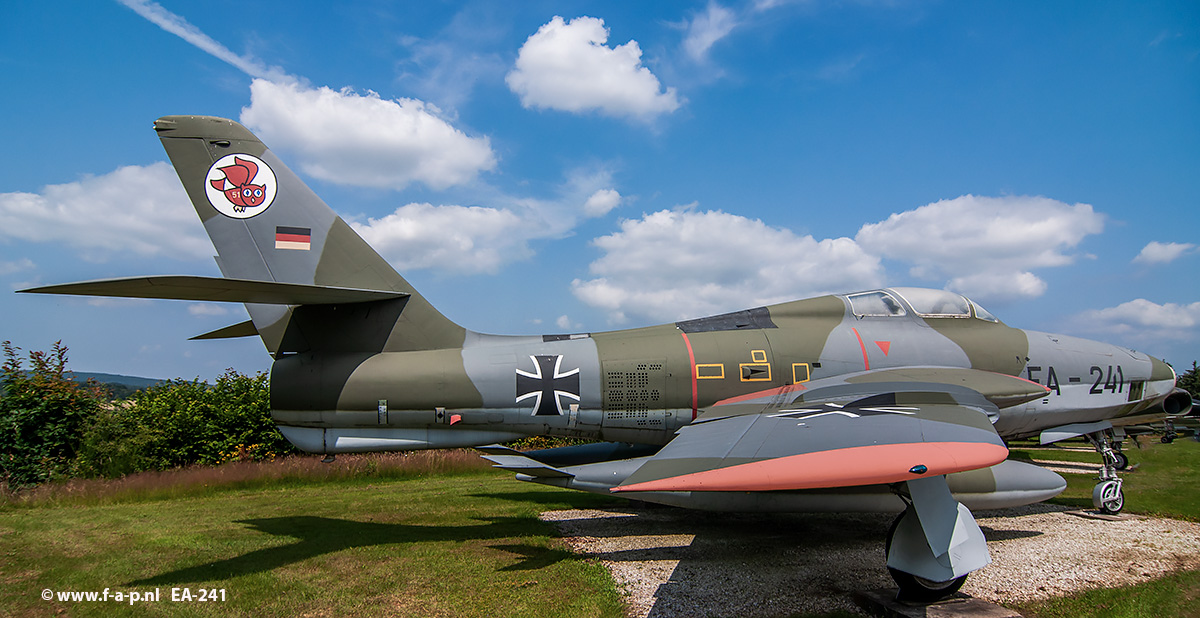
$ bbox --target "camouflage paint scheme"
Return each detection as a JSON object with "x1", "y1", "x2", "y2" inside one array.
[{"x1": 21, "y1": 116, "x2": 1192, "y2": 600}]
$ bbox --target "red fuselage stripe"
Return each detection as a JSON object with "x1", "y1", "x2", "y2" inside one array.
[
  {"x1": 852, "y1": 327, "x2": 870, "y2": 370},
  {"x1": 680, "y1": 331, "x2": 698, "y2": 420}
]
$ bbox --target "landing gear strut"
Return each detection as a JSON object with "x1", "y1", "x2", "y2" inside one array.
[
  {"x1": 884, "y1": 509, "x2": 967, "y2": 602},
  {"x1": 1111, "y1": 445, "x2": 1129, "y2": 471},
  {"x1": 1083, "y1": 429, "x2": 1125, "y2": 514},
  {"x1": 1161, "y1": 419, "x2": 1178, "y2": 444}
]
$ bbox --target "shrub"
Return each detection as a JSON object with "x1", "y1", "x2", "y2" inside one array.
[
  {"x1": 0, "y1": 341, "x2": 103, "y2": 488},
  {"x1": 74, "y1": 369, "x2": 296, "y2": 478}
]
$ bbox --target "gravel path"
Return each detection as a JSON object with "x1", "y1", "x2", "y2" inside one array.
[{"x1": 541, "y1": 503, "x2": 1200, "y2": 617}]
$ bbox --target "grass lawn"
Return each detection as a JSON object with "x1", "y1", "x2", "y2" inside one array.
[
  {"x1": 3, "y1": 439, "x2": 1198, "y2": 617},
  {"x1": 1010, "y1": 437, "x2": 1200, "y2": 618},
  {"x1": 0, "y1": 464, "x2": 624, "y2": 617},
  {"x1": 1011, "y1": 436, "x2": 1200, "y2": 522}
]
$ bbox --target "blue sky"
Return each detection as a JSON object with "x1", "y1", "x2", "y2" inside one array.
[{"x1": 1, "y1": 1, "x2": 1197, "y2": 381}]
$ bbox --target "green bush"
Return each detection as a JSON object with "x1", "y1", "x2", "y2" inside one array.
[
  {"x1": 0, "y1": 341, "x2": 103, "y2": 488},
  {"x1": 1, "y1": 341, "x2": 298, "y2": 486},
  {"x1": 74, "y1": 370, "x2": 296, "y2": 478}
]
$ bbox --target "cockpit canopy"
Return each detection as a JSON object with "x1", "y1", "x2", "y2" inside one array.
[{"x1": 845, "y1": 287, "x2": 1000, "y2": 323}]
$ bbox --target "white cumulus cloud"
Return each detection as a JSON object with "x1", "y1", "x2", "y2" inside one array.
[
  {"x1": 855, "y1": 195, "x2": 1105, "y2": 301},
  {"x1": 1075, "y1": 299, "x2": 1200, "y2": 341},
  {"x1": 351, "y1": 203, "x2": 533, "y2": 274},
  {"x1": 572, "y1": 209, "x2": 882, "y2": 323},
  {"x1": 348, "y1": 164, "x2": 626, "y2": 275},
  {"x1": 1133, "y1": 241, "x2": 1196, "y2": 265},
  {"x1": 240, "y1": 79, "x2": 496, "y2": 191},
  {"x1": 583, "y1": 189, "x2": 622, "y2": 217},
  {"x1": 506, "y1": 16, "x2": 682, "y2": 121},
  {"x1": 0, "y1": 163, "x2": 211, "y2": 261}
]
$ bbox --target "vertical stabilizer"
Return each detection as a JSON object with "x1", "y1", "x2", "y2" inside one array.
[{"x1": 153, "y1": 115, "x2": 465, "y2": 354}]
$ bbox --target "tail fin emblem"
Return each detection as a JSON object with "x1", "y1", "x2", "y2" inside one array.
[{"x1": 205, "y1": 154, "x2": 278, "y2": 218}]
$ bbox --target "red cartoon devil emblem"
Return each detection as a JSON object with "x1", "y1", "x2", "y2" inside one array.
[
  {"x1": 204, "y1": 153, "x2": 277, "y2": 219},
  {"x1": 211, "y1": 157, "x2": 266, "y2": 211}
]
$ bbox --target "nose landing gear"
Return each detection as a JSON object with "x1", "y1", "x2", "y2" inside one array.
[{"x1": 1084, "y1": 428, "x2": 1125, "y2": 515}]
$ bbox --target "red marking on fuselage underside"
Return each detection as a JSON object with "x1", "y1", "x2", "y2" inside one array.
[
  {"x1": 712, "y1": 383, "x2": 806, "y2": 407},
  {"x1": 876, "y1": 341, "x2": 891, "y2": 356},
  {"x1": 611, "y1": 441, "x2": 1009, "y2": 493},
  {"x1": 1013, "y1": 373, "x2": 1052, "y2": 393},
  {"x1": 852, "y1": 327, "x2": 870, "y2": 370},
  {"x1": 680, "y1": 331, "x2": 698, "y2": 420}
]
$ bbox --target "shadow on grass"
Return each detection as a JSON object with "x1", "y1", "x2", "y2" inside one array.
[
  {"x1": 1005, "y1": 450, "x2": 1037, "y2": 463},
  {"x1": 469, "y1": 490, "x2": 623, "y2": 509},
  {"x1": 129, "y1": 515, "x2": 545, "y2": 586},
  {"x1": 489, "y1": 543, "x2": 578, "y2": 571}
]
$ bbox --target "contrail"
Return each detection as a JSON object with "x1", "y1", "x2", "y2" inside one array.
[{"x1": 115, "y1": 0, "x2": 293, "y2": 82}]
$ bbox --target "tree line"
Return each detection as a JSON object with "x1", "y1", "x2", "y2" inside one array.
[{"x1": 0, "y1": 342, "x2": 295, "y2": 489}]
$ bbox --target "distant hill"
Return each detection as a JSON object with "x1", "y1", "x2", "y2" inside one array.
[
  {"x1": 70, "y1": 372, "x2": 165, "y2": 399},
  {"x1": 1, "y1": 371, "x2": 166, "y2": 400},
  {"x1": 69, "y1": 372, "x2": 163, "y2": 389}
]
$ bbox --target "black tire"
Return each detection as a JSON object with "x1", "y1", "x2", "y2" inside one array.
[
  {"x1": 1161, "y1": 434, "x2": 1176, "y2": 444},
  {"x1": 884, "y1": 512, "x2": 967, "y2": 603},
  {"x1": 889, "y1": 568, "x2": 967, "y2": 603},
  {"x1": 1113, "y1": 452, "x2": 1129, "y2": 470}
]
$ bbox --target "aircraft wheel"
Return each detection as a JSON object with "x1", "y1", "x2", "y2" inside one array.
[
  {"x1": 884, "y1": 512, "x2": 967, "y2": 603},
  {"x1": 888, "y1": 568, "x2": 967, "y2": 603},
  {"x1": 1113, "y1": 452, "x2": 1129, "y2": 470},
  {"x1": 1092, "y1": 480, "x2": 1124, "y2": 515},
  {"x1": 1161, "y1": 434, "x2": 1176, "y2": 444}
]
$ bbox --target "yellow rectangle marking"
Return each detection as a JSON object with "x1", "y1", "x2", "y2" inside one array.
[
  {"x1": 696, "y1": 363, "x2": 725, "y2": 379},
  {"x1": 751, "y1": 349, "x2": 767, "y2": 363},
  {"x1": 792, "y1": 363, "x2": 811, "y2": 383}
]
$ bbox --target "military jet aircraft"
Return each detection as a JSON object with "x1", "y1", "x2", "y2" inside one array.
[{"x1": 20, "y1": 116, "x2": 1191, "y2": 601}]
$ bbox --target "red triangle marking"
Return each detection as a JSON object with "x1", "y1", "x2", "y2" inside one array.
[{"x1": 875, "y1": 341, "x2": 891, "y2": 356}]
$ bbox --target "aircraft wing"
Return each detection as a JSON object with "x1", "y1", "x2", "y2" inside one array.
[
  {"x1": 18, "y1": 275, "x2": 408, "y2": 306},
  {"x1": 613, "y1": 381, "x2": 1007, "y2": 493}
]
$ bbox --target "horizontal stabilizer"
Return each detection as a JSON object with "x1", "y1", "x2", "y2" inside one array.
[
  {"x1": 477, "y1": 446, "x2": 574, "y2": 479},
  {"x1": 189, "y1": 320, "x2": 259, "y2": 340},
  {"x1": 19, "y1": 275, "x2": 409, "y2": 306}
]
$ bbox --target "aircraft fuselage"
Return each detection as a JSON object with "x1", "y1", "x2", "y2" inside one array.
[{"x1": 270, "y1": 287, "x2": 1177, "y2": 454}]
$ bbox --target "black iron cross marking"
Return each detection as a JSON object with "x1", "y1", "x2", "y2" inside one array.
[{"x1": 516, "y1": 355, "x2": 581, "y2": 416}]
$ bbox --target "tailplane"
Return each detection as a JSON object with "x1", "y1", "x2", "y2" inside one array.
[{"x1": 22, "y1": 116, "x2": 466, "y2": 355}]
